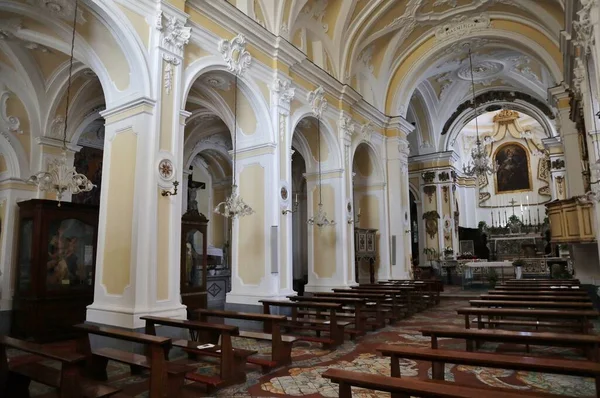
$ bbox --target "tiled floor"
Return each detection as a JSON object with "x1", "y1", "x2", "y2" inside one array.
[{"x1": 9, "y1": 297, "x2": 597, "y2": 397}]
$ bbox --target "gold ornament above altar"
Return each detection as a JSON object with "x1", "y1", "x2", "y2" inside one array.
[{"x1": 493, "y1": 109, "x2": 520, "y2": 124}]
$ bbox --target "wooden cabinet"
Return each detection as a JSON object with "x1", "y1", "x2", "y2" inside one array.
[
  {"x1": 181, "y1": 209, "x2": 208, "y2": 316},
  {"x1": 546, "y1": 198, "x2": 595, "y2": 243},
  {"x1": 12, "y1": 199, "x2": 99, "y2": 342},
  {"x1": 354, "y1": 228, "x2": 378, "y2": 283}
]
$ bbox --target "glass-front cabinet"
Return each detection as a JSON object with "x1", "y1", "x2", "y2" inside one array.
[
  {"x1": 12, "y1": 199, "x2": 99, "y2": 342},
  {"x1": 181, "y1": 209, "x2": 208, "y2": 315}
]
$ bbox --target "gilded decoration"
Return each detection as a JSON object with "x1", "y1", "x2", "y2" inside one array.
[
  {"x1": 494, "y1": 141, "x2": 532, "y2": 194},
  {"x1": 422, "y1": 211, "x2": 440, "y2": 239},
  {"x1": 423, "y1": 185, "x2": 436, "y2": 203}
]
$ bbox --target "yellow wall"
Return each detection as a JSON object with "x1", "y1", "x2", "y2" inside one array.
[
  {"x1": 313, "y1": 184, "x2": 337, "y2": 278},
  {"x1": 212, "y1": 187, "x2": 227, "y2": 247},
  {"x1": 354, "y1": 145, "x2": 373, "y2": 177},
  {"x1": 0, "y1": 155, "x2": 7, "y2": 173},
  {"x1": 101, "y1": 131, "x2": 137, "y2": 295},
  {"x1": 238, "y1": 164, "x2": 265, "y2": 285}
]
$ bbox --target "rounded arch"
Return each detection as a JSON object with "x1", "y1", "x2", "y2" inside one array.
[
  {"x1": 388, "y1": 30, "x2": 563, "y2": 116},
  {"x1": 0, "y1": 132, "x2": 28, "y2": 180},
  {"x1": 350, "y1": 140, "x2": 385, "y2": 184},
  {"x1": 441, "y1": 98, "x2": 557, "y2": 152},
  {"x1": 290, "y1": 108, "x2": 343, "y2": 172},
  {"x1": 0, "y1": 0, "x2": 151, "y2": 106},
  {"x1": 182, "y1": 57, "x2": 275, "y2": 145},
  {"x1": 409, "y1": 182, "x2": 421, "y2": 203}
]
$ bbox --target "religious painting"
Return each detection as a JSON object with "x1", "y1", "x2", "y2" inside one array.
[
  {"x1": 494, "y1": 142, "x2": 532, "y2": 193},
  {"x1": 72, "y1": 146, "x2": 103, "y2": 206},
  {"x1": 46, "y1": 219, "x2": 94, "y2": 288}
]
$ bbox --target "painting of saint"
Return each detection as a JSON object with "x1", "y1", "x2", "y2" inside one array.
[{"x1": 494, "y1": 143, "x2": 531, "y2": 193}]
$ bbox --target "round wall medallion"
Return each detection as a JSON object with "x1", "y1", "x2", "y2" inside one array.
[
  {"x1": 158, "y1": 159, "x2": 174, "y2": 180},
  {"x1": 281, "y1": 186, "x2": 289, "y2": 201},
  {"x1": 347, "y1": 202, "x2": 352, "y2": 213},
  {"x1": 457, "y1": 61, "x2": 503, "y2": 81}
]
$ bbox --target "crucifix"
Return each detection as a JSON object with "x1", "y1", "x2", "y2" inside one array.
[{"x1": 509, "y1": 199, "x2": 517, "y2": 216}]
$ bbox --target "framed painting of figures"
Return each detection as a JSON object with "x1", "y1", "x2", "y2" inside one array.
[{"x1": 494, "y1": 142, "x2": 532, "y2": 193}]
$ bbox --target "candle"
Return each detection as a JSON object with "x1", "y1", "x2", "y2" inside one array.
[
  {"x1": 358, "y1": 208, "x2": 361, "y2": 216},
  {"x1": 295, "y1": 193, "x2": 298, "y2": 204}
]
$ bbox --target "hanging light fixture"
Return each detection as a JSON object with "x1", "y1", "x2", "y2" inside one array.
[
  {"x1": 28, "y1": 0, "x2": 94, "y2": 206},
  {"x1": 462, "y1": 46, "x2": 498, "y2": 178},
  {"x1": 307, "y1": 116, "x2": 335, "y2": 228},
  {"x1": 214, "y1": 74, "x2": 254, "y2": 218}
]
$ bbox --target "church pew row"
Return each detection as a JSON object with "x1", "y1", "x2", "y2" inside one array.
[
  {"x1": 310, "y1": 292, "x2": 398, "y2": 327},
  {"x1": 194, "y1": 308, "x2": 298, "y2": 371},
  {"x1": 420, "y1": 326, "x2": 600, "y2": 361},
  {"x1": 353, "y1": 284, "x2": 428, "y2": 311},
  {"x1": 140, "y1": 316, "x2": 255, "y2": 390},
  {"x1": 321, "y1": 368, "x2": 550, "y2": 398},
  {"x1": 0, "y1": 335, "x2": 120, "y2": 398},
  {"x1": 457, "y1": 307, "x2": 599, "y2": 334},
  {"x1": 469, "y1": 299, "x2": 594, "y2": 310},
  {"x1": 489, "y1": 289, "x2": 589, "y2": 296},
  {"x1": 74, "y1": 323, "x2": 192, "y2": 398},
  {"x1": 332, "y1": 288, "x2": 413, "y2": 316},
  {"x1": 377, "y1": 345, "x2": 600, "y2": 396},
  {"x1": 259, "y1": 300, "x2": 350, "y2": 347},
  {"x1": 480, "y1": 294, "x2": 591, "y2": 302},
  {"x1": 503, "y1": 279, "x2": 579, "y2": 285}
]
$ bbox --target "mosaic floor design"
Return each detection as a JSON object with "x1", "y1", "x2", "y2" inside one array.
[{"x1": 11, "y1": 298, "x2": 599, "y2": 397}]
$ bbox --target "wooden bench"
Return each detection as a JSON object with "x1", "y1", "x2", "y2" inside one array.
[
  {"x1": 420, "y1": 326, "x2": 600, "y2": 360},
  {"x1": 352, "y1": 284, "x2": 420, "y2": 313},
  {"x1": 321, "y1": 368, "x2": 543, "y2": 398},
  {"x1": 140, "y1": 315, "x2": 255, "y2": 389},
  {"x1": 480, "y1": 294, "x2": 591, "y2": 302},
  {"x1": 457, "y1": 307, "x2": 599, "y2": 334},
  {"x1": 195, "y1": 308, "x2": 297, "y2": 371},
  {"x1": 386, "y1": 279, "x2": 442, "y2": 305},
  {"x1": 74, "y1": 323, "x2": 191, "y2": 398},
  {"x1": 377, "y1": 344, "x2": 600, "y2": 394},
  {"x1": 0, "y1": 335, "x2": 119, "y2": 398},
  {"x1": 493, "y1": 286, "x2": 586, "y2": 292},
  {"x1": 311, "y1": 292, "x2": 398, "y2": 326},
  {"x1": 504, "y1": 279, "x2": 579, "y2": 285},
  {"x1": 469, "y1": 299, "x2": 594, "y2": 310},
  {"x1": 331, "y1": 288, "x2": 409, "y2": 318},
  {"x1": 259, "y1": 300, "x2": 349, "y2": 347},
  {"x1": 289, "y1": 295, "x2": 373, "y2": 333}
]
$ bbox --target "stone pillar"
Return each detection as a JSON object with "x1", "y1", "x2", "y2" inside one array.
[
  {"x1": 304, "y1": 170, "x2": 349, "y2": 292},
  {"x1": 272, "y1": 76, "x2": 295, "y2": 297},
  {"x1": 385, "y1": 118, "x2": 414, "y2": 279},
  {"x1": 550, "y1": 86, "x2": 585, "y2": 198},
  {"x1": 225, "y1": 147, "x2": 282, "y2": 305},
  {"x1": 339, "y1": 114, "x2": 356, "y2": 284}
]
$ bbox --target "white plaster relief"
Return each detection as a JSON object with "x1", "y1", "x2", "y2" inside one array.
[
  {"x1": 573, "y1": 0, "x2": 595, "y2": 54},
  {"x1": 163, "y1": 55, "x2": 180, "y2": 96},
  {"x1": 358, "y1": 121, "x2": 373, "y2": 143},
  {"x1": 0, "y1": 19, "x2": 22, "y2": 40},
  {"x1": 435, "y1": 14, "x2": 490, "y2": 41},
  {"x1": 218, "y1": 34, "x2": 252, "y2": 77},
  {"x1": 48, "y1": 116, "x2": 65, "y2": 139},
  {"x1": 26, "y1": 0, "x2": 86, "y2": 24},
  {"x1": 307, "y1": 86, "x2": 328, "y2": 118},
  {"x1": 202, "y1": 75, "x2": 231, "y2": 91},
  {"x1": 0, "y1": 89, "x2": 21, "y2": 135},
  {"x1": 338, "y1": 115, "x2": 354, "y2": 142},
  {"x1": 156, "y1": 12, "x2": 191, "y2": 55},
  {"x1": 272, "y1": 78, "x2": 296, "y2": 113},
  {"x1": 302, "y1": 0, "x2": 329, "y2": 33},
  {"x1": 573, "y1": 56, "x2": 586, "y2": 97}
]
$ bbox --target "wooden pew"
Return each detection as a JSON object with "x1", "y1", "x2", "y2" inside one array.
[
  {"x1": 490, "y1": 289, "x2": 589, "y2": 296},
  {"x1": 352, "y1": 284, "x2": 419, "y2": 313},
  {"x1": 194, "y1": 309, "x2": 297, "y2": 371},
  {"x1": 457, "y1": 307, "x2": 598, "y2": 333},
  {"x1": 494, "y1": 285, "x2": 585, "y2": 291},
  {"x1": 259, "y1": 300, "x2": 349, "y2": 346},
  {"x1": 321, "y1": 368, "x2": 544, "y2": 398},
  {"x1": 383, "y1": 280, "x2": 441, "y2": 306},
  {"x1": 480, "y1": 294, "x2": 591, "y2": 302},
  {"x1": 331, "y1": 288, "x2": 409, "y2": 319},
  {"x1": 421, "y1": 326, "x2": 600, "y2": 360},
  {"x1": 310, "y1": 292, "x2": 398, "y2": 326},
  {"x1": 469, "y1": 299, "x2": 594, "y2": 310},
  {"x1": 377, "y1": 345, "x2": 600, "y2": 396},
  {"x1": 74, "y1": 323, "x2": 191, "y2": 398},
  {"x1": 504, "y1": 279, "x2": 579, "y2": 285},
  {"x1": 288, "y1": 295, "x2": 373, "y2": 333},
  {"x1": 0, "y1": 335, "x2": 119, "y2": 398},
  {"x1": 140, "y1": 316, "x2": 255, "y2": 389}
]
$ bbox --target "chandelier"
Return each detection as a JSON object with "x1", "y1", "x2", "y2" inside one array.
[
  {"x1": 462, "y1": 46, "x2": 498, "y2": 178},
  {"x1": 214, "y1": 75, "x2": 254, "y2": 218},
  {"x1": 307, "y1": 116, "x2": 335, "y2": 228},
  {"x1": 28, "y1": 0, "x2": 94, "y2": 206}
]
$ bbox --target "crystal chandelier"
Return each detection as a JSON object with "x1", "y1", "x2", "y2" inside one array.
[
  {"x1": 307, "y1": 116, "x2": 335, "y2": 228},
  {"x1": 28, "y1": 0, "x2": 94, "y2": 206},
  {"x1": 214, "y1": 75, "x2": 254, "y2": 218},
  {"x1": 462, "y1": 47, "x2": 498, "y2": 177}
]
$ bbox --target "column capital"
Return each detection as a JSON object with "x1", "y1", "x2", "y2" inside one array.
[
  {"x1": 155, "y1": 4, "x2": 191, "y2": 58},
  {"x1": 387, "y1": 116, "x2": 415, "y2": 136},
  {"x1": 271, "y1": 77, "x2": 295, "y2": 116}
]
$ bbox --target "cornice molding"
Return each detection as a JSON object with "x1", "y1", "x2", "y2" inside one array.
[{"x1": 409, "y1": 150, "x2": 460, "y2": 165}]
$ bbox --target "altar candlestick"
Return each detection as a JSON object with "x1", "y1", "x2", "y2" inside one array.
[
  {"x1": 498, "y1": 210, "x2": 501, "y2": 226},
  {"x1": 504, "y1": 209, "x2": 507, "y2": 225},
  {"x1": 528, "y1": 209, "x2": 532, "y2": 225},
  {"x1": 537, "y1": 208, "x2": 541, "y2": 225},
  {"x1": 491, "y1": 210, "x2": 494, "y2": 227}
]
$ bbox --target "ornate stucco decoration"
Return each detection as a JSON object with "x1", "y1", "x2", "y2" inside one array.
[
  {"x1": 203, "y1": 75, "x2": 231, "y2": 91},
  {"x1": 48, "y1": 116, "x2": 65, "y2": 138},
  {"x1": 572, "y1": 55, "x2": 586, "y2": 97},
  {"x1": 272, "y1": 78, "x2": 295, "y2": 114},
  {"x1": 0, "y1": 19, "x2": 22, "y2": 40},
  {"x1": 156, "y1": 12, "x2": 191, "y2": 55},
  {"x1": 307, "y1": 86, "x2": 328, "y2": 118},
  {"x1": 0, "y1": 88, "x2": 21, "y2": 135},
  {"x1": 493, "y1": 109, "x2": 520, "y2": 124},
  {"x1": 26, "y1": 0, "x2": 86, "y2": 24},
  {"x1": 162, "y1": 55, "x2": 180, "y2": 95},
  {"x1": 435, "y1": 14, "x2": 490, "y2": 41},
  {"x1": 338, "y1": 115, "x2": 354, "y2": 143},
  {"x1": 302, "y1": 0, "x2": 329, "y2": 33},
  {"x1": 573, "y1": 0, "x2": 596, "y2": 54},
  {"x1": 358, "y1": 121, "x2": 374, "y2": 143},
  {"x1": 218, "y1": 34, "x2": 252, "y2": 77},
  {"x1": 510, "y1": 56, "x2": 542, "y2": 85}
]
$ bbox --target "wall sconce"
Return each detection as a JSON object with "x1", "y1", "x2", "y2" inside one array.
[
  {"x1": 282, "y1": 194, "x2": 300, "y2": 215},
  {"x1": 347, "y1": 209, "x2": 361, "y2": 224},
  {"x1": 161, "y1": 180, "x2": 179, "y2": 197}
]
